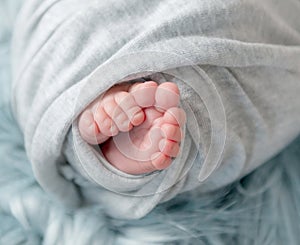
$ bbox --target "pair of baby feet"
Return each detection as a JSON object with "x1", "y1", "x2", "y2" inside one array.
[{"x1": 78, "y1": 81, "x2": 186, "y2": 175}]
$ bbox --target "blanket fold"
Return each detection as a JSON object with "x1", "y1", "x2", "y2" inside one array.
[{"x1": 11, "y1": 0, "x2": 300, "y2": 218}]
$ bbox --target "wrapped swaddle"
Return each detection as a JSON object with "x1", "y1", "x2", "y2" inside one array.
[{"x1": 11, "y1": 0, "x2": 300, "y2": 219}]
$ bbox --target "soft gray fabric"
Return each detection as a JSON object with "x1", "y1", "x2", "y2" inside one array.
[{"x1": 11, "y1": 0, "x2": 300, "y2": 219}]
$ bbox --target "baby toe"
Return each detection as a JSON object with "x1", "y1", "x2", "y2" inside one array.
[
  {"x1": 159, "y1": 139, "x2": 180, "y2": 157},
  {"x1": 114, "y1": 91, "x2": 145, "y2": 126},
  {"x1": 94, "y1": 105, "x2": 119, "y2": 136},
  {"x1": 129, "y1": 81, "x2": 157, "y2": 108},
  {"x1": 150, "y1": 152, "x2": 172, "y2": 170},
  {"x1": 79, "y1": 109, "x2": 99, "y2": 132},
  {"x1": 113, "y1": 111, "x2": 132, "y2": 132},
  {"x1": 163, "y1": 107, "x2": 186, "y2": 127},
  {"x1": 102, "y1": 95, "x2": 131, "y2": 132},
  {"x1": 155, "y1": 82, "x2": 180, "y2": 112},
  {"x1": 130, "y1": 110, "x2": 145, "y2": 126},
  {"x1": 78, "y1": 109, "x2": 99, "y2": 140},
  {"x1": 78, "y1": 109, "x2": 110, "y2": 144},
  {"x1": 161, "y1": 123, "x2": 182, "y2": 142}
]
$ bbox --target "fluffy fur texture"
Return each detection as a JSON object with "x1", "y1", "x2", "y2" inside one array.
[{"x1": 1, "y1": 1, "x2": 300, "y2": 244}]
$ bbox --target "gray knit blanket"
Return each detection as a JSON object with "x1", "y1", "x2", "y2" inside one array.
[{"x1": 11, "y1": 0, "x2": 300, "y2": 219}]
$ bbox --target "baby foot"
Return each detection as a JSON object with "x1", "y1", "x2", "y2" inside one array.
[{"x1": 78, "y1": 81, "x2": 186, "y2": 175}]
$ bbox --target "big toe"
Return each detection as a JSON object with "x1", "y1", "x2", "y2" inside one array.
[
  {"x1": 155, "y1": 82, "x2": 180, "y2": 112},
  {"x1": 129, "y1": 81, "x2": 158, "y2": 108},
  {"x1": 78, "y1": 109, "x2": 109, "y2": 144}
]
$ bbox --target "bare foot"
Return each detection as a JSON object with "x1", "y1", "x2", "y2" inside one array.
[{"x1": 78, "y1": 81, "x2": 186, "y2": 175}]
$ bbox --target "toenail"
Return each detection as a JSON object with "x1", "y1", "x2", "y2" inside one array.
[
  {"x1": 144, "y1": 81, "x2": 157, "y2": 87},
  {"x1": 134, "y1": 111, "x2": 143, "y2": 118},
  {"x1": 132, "y1": 111, "x2": 145, "y2": 124},
  {"x1": 109, "y1": 123, "x2": 118, "y2": 135}
]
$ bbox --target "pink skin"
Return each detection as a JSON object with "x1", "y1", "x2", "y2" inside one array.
[{"x1": 78, "y1": 81, "x2": 186, "y2": 175}]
